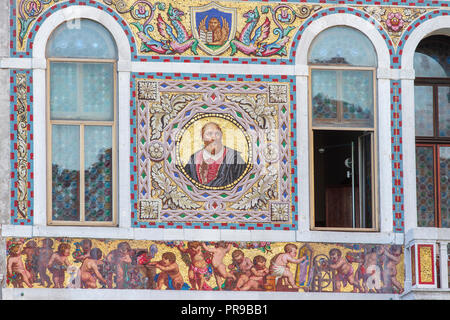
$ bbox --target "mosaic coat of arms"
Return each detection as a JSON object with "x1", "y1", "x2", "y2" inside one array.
[
  {"x1": 191, "y1": 2, "x2": 237, "y2": 56},
  {"x1": 134, "y1": 77, "x2": 296, "y2": 228}
]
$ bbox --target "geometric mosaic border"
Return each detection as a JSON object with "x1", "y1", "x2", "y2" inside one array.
[
  {"x1": 130, "y1": 72, "x2": 298, "y2": 231},
  {"x1": 391, "y1": 80, "x2": 404, "y2": 232}
]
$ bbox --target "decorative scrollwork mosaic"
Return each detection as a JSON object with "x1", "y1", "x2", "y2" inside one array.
[
  {"x1": 13, "y1": 0, "x2": 445, "y2": 61},
  {"x1": 133, "y1": 76, "x2": 295, "y2": 227},
  {"x1": 15, "y1": 73, "x2": 29, "y2": 220}
]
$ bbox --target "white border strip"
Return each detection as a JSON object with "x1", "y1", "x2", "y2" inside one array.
[
  {"x1": 1, "y1": 224, "x2": 404, "y2": 244},
  {"x1": 1, "y1": 58, "x2": 415, "y2": 80},
  {"x1": 2, "y1": 288, "x2": 398, "y2": 300}
]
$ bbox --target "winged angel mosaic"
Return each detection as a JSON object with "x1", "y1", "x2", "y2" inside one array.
[{"x1": 135, "y1": 79, "x2": 295, "y2": 228}]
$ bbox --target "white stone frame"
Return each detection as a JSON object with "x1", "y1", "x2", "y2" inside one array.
[
  {"x1": 293, "y1": 13, "x2": 398, "y2": 244},
  {"x1": 400, "y1": 16, "x2": 450, "y2": 235},
  {"x1": 31, "y1": 6, "x2": 132, "y2": 236}
]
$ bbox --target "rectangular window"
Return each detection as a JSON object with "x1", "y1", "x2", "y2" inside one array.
[
  {"x1": 47, "y1": 59, "x2": 117, "y2": 226},
  {"x1": 310, "y1": 67, "x2": 377, "y2": 230},
  {"x1": 311, "y1": 69, "x2": 374, "y2": 128},
  {"x1": 416, "y1": 144, "x2": 450, "y2": 227},
  {"x1": 415, "y1": 81, "x2": 450, "y2": 228}
]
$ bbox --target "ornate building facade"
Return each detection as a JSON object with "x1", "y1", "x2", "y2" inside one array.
[{"x1": 0, "y1": 0, "x2": 449, "y2": 300}]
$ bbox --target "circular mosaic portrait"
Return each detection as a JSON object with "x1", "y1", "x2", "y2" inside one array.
[{"x1": 176, "y1": 113, "x2": 252, "y2": 190}]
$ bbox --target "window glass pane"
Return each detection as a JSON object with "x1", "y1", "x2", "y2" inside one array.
[
  {"x1": 50, "y1": 62, "x2": 78, "y2": 116},
  {"x1": 311, "y1": 69, "x2": 338, "y2": 123},
  {"x1": 312, "y1": 70, "x2": 374, "y2": 128},
  {"x1": 414, "y1": 86, "x2": 434, "y2": 137},
  {"x1": 52, "y1": 125, "x2": 80, "y2": 221},
  {"x1": 84, "y1": 126, "x2": 113, "y2": 222},
  {"x1": 414, "y1": 35, "x2": 450, "y2": 78},
  {"x1": 81, "y1": 63, "x2": 114, "y2": 120},
  {"x1": 46, "y1": 19, "x2": 117, "y2": 59},
  {"x1": 308, "y1": 26, "x2": 377, "y2": 67},
  {"x1": 416, "y1": 146, "x2": 436, "y2": 227},
  {"x1": 50, "y1": 62, "x2": 114, "y2": 121},
  {"x1": 414, "y1": 53, "x2": 448, "y2": 78},
  {"x1": 440, "y1": 146, "x2": 450, "y2": 227},
  {"x1": 342, "y1": 70, "x2": 374, "y2": 126},
  {"x1": 438, "y1": 87, "x2": 450, "y2": 137}
]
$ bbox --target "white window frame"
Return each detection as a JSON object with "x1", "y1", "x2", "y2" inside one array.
[
  {"x1": 308, "y1": 64, "x2": 379, "y2": 232},
  {"x1": 400, "y1": 16, "x2": 450, "y2": 234},
  {"x1": 46, "y1": 56, "x2": 118, "y2": 226},
  {"x1": 294, "y1": 14, "x2": 394, "y2": 242},
  {"x1": 31, "y1": 6, "x2": 132, "y2": 231}
]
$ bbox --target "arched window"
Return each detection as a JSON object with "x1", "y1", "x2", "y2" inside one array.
[
  {"x1": 414, "y1": 35, "x2": 450, "y2": 227},
  {"x1": 308, "y1": 26, "x2": 377, "y2": 230},
  {"x1": 46, "y1": 19, "x2": 117, "y2": 226},
  {"x1": 308, "y1": 26, "x2": 377, "y2": 67}
]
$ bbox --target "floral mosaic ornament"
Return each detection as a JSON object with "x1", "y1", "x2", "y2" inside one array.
[
  {"x1": 362, "y1": 7, "x2": 427, "y2": 47},
  {"x1": 132, "y1": 76, "x2": 295, "y2": 228},
  {"x1": 5, "y1": 237, "x2": 405, "y2": 293}
]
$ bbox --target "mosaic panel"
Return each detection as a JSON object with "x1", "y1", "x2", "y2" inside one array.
[
  {"x1": 391, "y1": 81, "x2": 404, "y2": 232},
  {"x1": 9, "y1": 1, "x2": 449, "y2": 233},
  {"x1": 10, "y1": 70, "x2": 34, "y2": 226},
  {"x1": 5, "y1": 237, "x2": 405, "y2": 294},
  {"x1": 362, "y1": 6, "x2": 427, "y2": 47},
  {"x1": 11, "y1": 0, "x2": 447, "y2": 65},
  {"x1": 131, "y1": 73, "x2": 297, "y2": 230},
  {"x1": 417, "y1": 244, "x2": 435, "y2": 285}
]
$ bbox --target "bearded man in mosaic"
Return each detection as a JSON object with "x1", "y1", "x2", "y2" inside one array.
[{"x1": 183, "y1": 122, "x2": 247, "y2": 188}]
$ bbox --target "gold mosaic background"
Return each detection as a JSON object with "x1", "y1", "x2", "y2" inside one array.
[
  {"x1": 6, "y1": 237, "x2": 405, "y2": 293},
  {"x1": 418, "y1": 244, "x2": 434, "y2": 284},
  {"x1": 15, "y1": 0, "x2": 436, "y2": 56}
]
